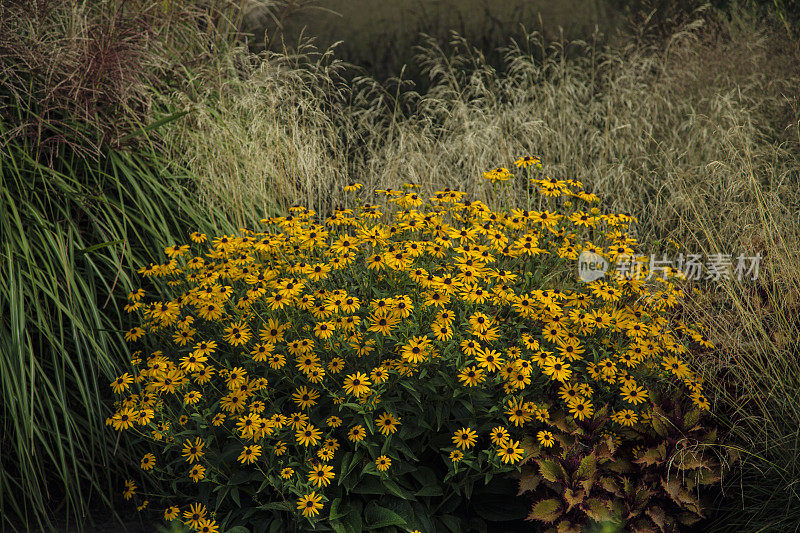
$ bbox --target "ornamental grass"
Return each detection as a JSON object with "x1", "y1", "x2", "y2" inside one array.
[{"x1": 110, "y1": 160, "x2": 724, "y2": 532}]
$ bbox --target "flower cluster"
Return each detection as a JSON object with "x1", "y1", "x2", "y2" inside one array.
[{"x1": 110, "y1": 159, "x2": 712, "y2": 530}]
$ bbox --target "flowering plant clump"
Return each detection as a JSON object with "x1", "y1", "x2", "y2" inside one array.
[{"x1": 109, "y1": 157, "x2": 718, "y2": 532}]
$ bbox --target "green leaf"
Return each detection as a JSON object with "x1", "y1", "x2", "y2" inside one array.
[
  {"x1": 415, "y1": 484, "x2": 443, "y2": 497},
  {"x1": 382, "y1": 478, "x2": 412, "y2": 499},
  {"x1": 260, "y1": 502, "x2": 292, "y2": 512},
  {"x1": 437, "y1": 514, "x2": 462, "y2": 533},
  {"x1": 575, "y1": 453, "x2": 596, "y2": 479},
  {"x1": 581, "y1": 498, "x2": 612, "y2": 522},
  {"x1": 683, "y1": 408, "x2": 702, "y2": 429},
  {"x1": 537, "y1": 458, "x2": 568, "y2": 483},
  {"x1": 78, "y1": 239, "x2": 124, "y2": 255},
  {"x1": 329, "y1": 498, "x2": 349, "y2": 520},
  {"x1": 364, "y1": 502, "x2": 408, "y2": 528},
  {"x1": 528, "y1": 498, "x2": 562, "y2": 523},
  {"x1": 352, "y1": 476, "x2": 386, "y2": 495}
]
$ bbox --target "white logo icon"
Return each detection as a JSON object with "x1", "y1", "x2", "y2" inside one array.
[{"x1": 578, "y1": 251, "x2": 608, "y2": 282}]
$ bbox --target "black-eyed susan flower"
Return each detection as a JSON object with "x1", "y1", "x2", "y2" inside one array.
[
  {"x1": 196, "y1": 519, "x2": 219, "y2": 533},
  {"x1": 296, "y1": 424, "x2": 322, "y2": 447},
  {"x1": 122, "y1": 479, "x2": 136, "y2": 500},
  {"x1": 497, "y1": 439, "x2": 524, "y2": 464},
  {"x1": 238, "y1": 445, "x2": 262, "y2": 464},
  {"x1": 489, "y1": 426, "x2": 509, "y2": 445},
  {"x1": 308, "y1": 464, "x2": 335, "y2": 487},
  {"x1": 612, "y1": 409, "x2": 638, "y2": 427},
  {"x1": 567, "y1": 397, "x2": 594, "y2": 421},
  {"x1": 181, "y1": 437, "x2": 205, "y2": 463},
  {"x1": 140, "y1": 453, "x2": 156, "y2": 470},
  {"x1": 348, "y1": 425, "x2": 367, "y2": 442},
  {"x1": 164, "y1": 506, "x2": 180, "y2": 521},
  {"x1": 452, "y1": 427, "x2": 478, "y2": 450},
  {"x1": 375, "y1": 412, "x2": 400, "y2": 436},
  {"x1": 292, "y1": 386, "x2": 320, "y2": 409},
  {"x1": 506, "y1": 398, "x2": 533, "y2": 427},
  {"x1": 110, "y1": 373, "x2": 133, "y2": 394},
  {"x1": 189, "y1": 464, "x2": 206, "y2": 482},
  {"x1": 537, "y1": 430, "x2": 555, "y2": 448},
  {"x1": 183, "y1": 502, "x2": 207, "y2": 529},
  {"x1": 297, "y1": 492, "x2": 324, "y2": 518},
  {"x1": 375, "y1": 455, "x2": 392, "y2": 471},
  {"x1": 343, "y1": 372, "x2": 372, "y2": 398},
  {"x1": 457, "y1": 366, "x2": 484, "y2": 387},
  {"x1": 620, "y1": 383, "x2": 649, "y2": 405}
]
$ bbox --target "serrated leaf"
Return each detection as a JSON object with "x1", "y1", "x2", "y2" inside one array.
[
  {"x1": 697, "y1": 468, "x2": 721, "y2": 485},
  {"x1": 683, "y1": 409, "x2": 702, "y2": 429},
  {"x1": 607, "y1": 457, "x2": 635, "y2": 473},
  {"x1": 581, "y1": 497, "x2": 612, "y2": 522},
  {"x1": 672, "y1": 448, "x2": 705, "y2": 471},
  {"x1": 537, "y1": 459, "x2": 568, "y2": 483},
  {"x1": 645, "y1": 505, "x2": 667, "y2": 531},
  {"x1": 651, "y1": 413, "x2": 669, "y2": 438},
  {"x1": 677, "y1": 511, "x2": 703, "y2": 525},
  {"x1": 575, "y1": 453, "x2": 596, "y2": 480},
  {"x1": 517, "y1": 472, "x2": 541, "y2": 495},
  {"x1": 599, "y1": 476, "x2": 622, "y2": 497},
  {"x1": 563, "y1": 488, "x2": 585, "y2": 513},
  {"x1": 634, "y1": 443, "x2": 666, "y2": 467},
  {"x1": 528, "y1": 498, "x2": 562, "y2": 523},
  {"x1": 557, "y1": 519, "x2": 581, "y2": 533}
]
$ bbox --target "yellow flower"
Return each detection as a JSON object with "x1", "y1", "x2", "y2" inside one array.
[
  {"x1": 110, "y1": 373, "x2": 133, "y2": 394},
  {"x1": 297, "y1": 492, "x2": 324, "y2": 518},
  {"x1": 189, "y1": 464, "x2": 206, "y2": 482},
  {"x1": 296, "y1": 424, "x2": 323, "y2": 447},
  {"x1": 489, "y1": 426, "x2": 509, "y2": 445},
  {"x1": 612, "y1": 409, "x2": 638, "y2": 427},
  {"x1": 375, "y1": 455, "x2": 392, "y2": 471},
  {"x1": 122, "y1": 479, "x2": 136, "y2": 500},
  {"x1": 140, "y1": 453, "x2": 156, "y2": 470},
  {"x1": 375, "y1": 412, "x2": 400, "y2": 436},
  {"x1": 567, "y1": 397, "x2": 594, "y2": 421},
  {"x1": 537, "y1": 430, "x2": 555, "y2": 448},
  {"x1": 280, "y1": 467, "x2": 295, "y2": 479},
  {"x1": 196, "y1": 519, "x2": 219, "y2": 533},
  {"x1": 164, "y1": 506, "x2": 180, "y2": 521},
  {"x1": 181, "y1": 437, "x2": 205, "y2": 463},
  {"x1": 183, "y1": 502, "x2": 207, "y2": 529},
  {"x1": 292, "y1": 386, "x2": 320, "y2": 409},
  {"x1": 620, "y1": 383, "x2": 649, "y2": 405},
  {"x1": 458, "y1": 366, "x2": 485, "y2": 387},
  {"x1": 238, "y1": 445, "x2": 262, "y2": 464},
  {"x1": 343, "y1": 372, "x2": 372, "y2": 398},
  {"x1": 348, "y1": 425, "x2": 367, "y2": 442},
  {"x1": 452, "y1": 427, "x2": 478, "y2": 449},
  {"x1": 308, "y1": 464, "x2": 336, "y2": 487},
  {"x1": 497, "y1": 439, "x2": 524, "y2": 464}
]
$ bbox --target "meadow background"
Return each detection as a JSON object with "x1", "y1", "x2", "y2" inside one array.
[{"x1": 0, "y1": 0, "x2": 798, "y2": 530}]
